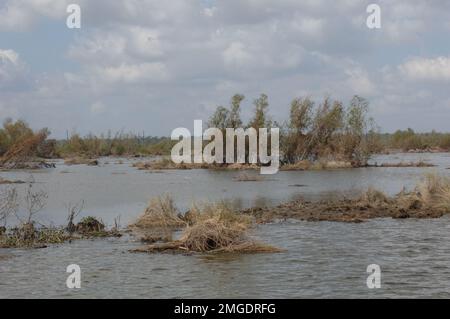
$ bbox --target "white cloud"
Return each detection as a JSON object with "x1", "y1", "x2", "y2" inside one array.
[
  {"x1": 90, "y1": 101, "x2": 106, "y2": 115},
  {"x1": 68, "y1": 26, "x2": 164, "y2": 64},
  {"x1": 2, "y1": 0, "x2": 450, "y2": 135},
  {"x1": 0, "y1": 49, "x2": 28, "y2": 90},
  {"x1": 290, "y1": 16, "x2": 324, "y2": 39},
  {"x1": 0, "y1": 49, "x2": 19, "y2": 65},
  {"x1": 0, "y1": 0, "x2": 70, "y2": 30},
  {"x1": 399, "y1": 56, "x2": 450, "y2": 81},
  {"x1": 0, "y1": 3, "x2": 31, "y2": 30},
  {"x1": 222, "y1": 42, "x2": 252, "y2": 67},
  {"x1": 0, "y1": 101, "x2": 19, "y2": 119},
  {"x1": 95, "y1": 62, "x2": 169, "y2": 84},
  {"x1": 345, "y1": 67, "x2": 376, "y2": 96}
]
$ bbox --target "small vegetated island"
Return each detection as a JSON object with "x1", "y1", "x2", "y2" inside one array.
[
  {"x1": 0, "y1": 94, "x2": 445, "y2": 170},
  {"x1": 1, "y1": 94, "x2": 449, "y2": 253}
]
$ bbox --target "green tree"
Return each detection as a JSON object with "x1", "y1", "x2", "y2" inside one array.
[
  {"x1": 248, "y1": 93, "x2": 270, "y2": 129},
  {"x1": 227, "y1": 94, "x2": 245, "y2": 129},
  {"x1": 289, "y1": 97, "x2": 313, "y2": 133},
  {"x1": 208, "y1": 106, "x2": 230, "y2": 130}
]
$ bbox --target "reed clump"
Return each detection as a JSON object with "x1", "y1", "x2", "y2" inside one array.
[
  {"x1": 396, "y1": 174, "x2": 450, "y2": 213},
  {"x1": 357, "y1": 187, "x2": 392, "y2": 207},
  {"x1": 131, "y1": 199, "x2": 281, "y2": 254},
  {"x1": 180, "y1": 216, "x2": 247, "y2": 252},
  {"x1": 131, "y1": 195, "x2": 185, "y2": 229}
]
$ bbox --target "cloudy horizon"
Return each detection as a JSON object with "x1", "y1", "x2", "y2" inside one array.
[{"x1": 1, "y1": 0, "x2": 450, "y2": 138}]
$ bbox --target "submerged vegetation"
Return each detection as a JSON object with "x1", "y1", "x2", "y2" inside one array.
[
  {"x1": 0, "y1": 181, "x2": 120, "y2": 248},
  {"x1": 0, "y1": 216, "x2": 120, "y2": 248}
]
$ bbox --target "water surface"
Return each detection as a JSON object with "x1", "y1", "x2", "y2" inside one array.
[{"x1": 1, "y1": 153, "x2": 450, "y2": 298}]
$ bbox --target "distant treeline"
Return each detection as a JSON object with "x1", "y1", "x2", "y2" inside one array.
[
  {"x1": 0, "y1": 95, "x2": 449, "y2": 164},
  {"x1": 377, "y1": 129, "x2": 450, "y2": 152},
  {"x1": 55, "y1": 132, "x2": 175, "y2": 157},
  {"x1": 0, "y1": 119, "x2": 175, "y2": 160}
]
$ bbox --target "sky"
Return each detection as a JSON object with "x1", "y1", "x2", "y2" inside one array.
[{"x1": 0, "y1": 0, "x2": 449, "y2": 138}]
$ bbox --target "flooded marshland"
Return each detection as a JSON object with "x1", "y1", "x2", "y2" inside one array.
[{"x1": 1, "y1": 153, "x2": 450, "y2": 298}]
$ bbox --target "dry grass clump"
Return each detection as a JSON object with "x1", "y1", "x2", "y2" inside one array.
[
  {"x1": 358, "y1": 187, "x2": 391, "y2": 207},
  {"x1": 131, "y1": 195, "x2": 185, "y2": 229},
  {"x1": 180, "y1": 202, "x2": 254, "y2": 252},
  {"x1": 418, "y1": 174, "x2": 450, "y2": 208},
  {"x1": 354, "y1": 174, "x2": 450, "y2": 213},
  {"x1": 281, "y1": 160, "x2": 312, "y2": 171},
  {"x1": 180, "y1": 218, "x2": 247, "y2": 252},
  {"x1": 320, "y1": 161, "x2": 353, "y2": 169},
  {"x1": 129, "y1": 195, "x2": 184, "y2": 245},
  {"x1": 131, "y1": 201, "x2": 281, "y2": 254},
  {"x1": 397, "y1": 174, "x2": 450, "y2": 212}
]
